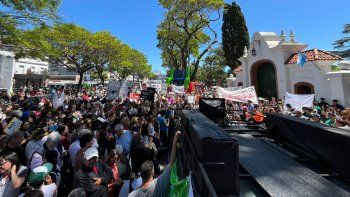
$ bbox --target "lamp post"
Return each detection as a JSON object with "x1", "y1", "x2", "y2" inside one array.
[{"x1": 251, "y1": 40, "x2": 261, "y2": 57}]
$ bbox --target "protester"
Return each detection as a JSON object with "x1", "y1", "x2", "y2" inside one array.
[
  {"x1": 128, "y1": 131, "x2": 180, "y2": 197},
  {"x1": 1, "y1": 82, "x2": 349, "y2": 197},
  {"x1": 73, "y1": 147, "x2": 112, "y2": 197},
  {"x1": 0, "y1": 151, "x2": 28, "y2": 197}
]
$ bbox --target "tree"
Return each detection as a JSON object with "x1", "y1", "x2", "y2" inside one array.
[
  {"x1": 0, "y1": 0, "x2": 60, "y2": 45},
  {"x1": 91, "y1": 70, "x2": 109, "y2": 82},
  {"x1": 196, "y1": 47, "x2": 227, "y2": 86},
  {"x1": 89, "y1": 31, "x2": 123, "y2": 85},
  {"x1": 19, "y1": 23, "x2": 97, "y2": 87},
  {"x1": 157, "y1": 0, "x2": 224, "y2": 81},
  {"x1": 222, "y1": 2, "x2": 249, "y2": 71},
  {"x1": 333, "y1": 24, "x2": 350, "y2": 58}
]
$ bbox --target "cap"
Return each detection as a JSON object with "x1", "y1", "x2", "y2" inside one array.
[
  {"x1": 28, "y1": 163, "x2": 53, "y2": 185},
  {"x1": 84, "y1": 147, "x2": 99, "y2": 160}
]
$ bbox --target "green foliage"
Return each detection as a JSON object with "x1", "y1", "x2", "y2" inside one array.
[
  {"x1": 222, "y1": 2, "x2": 249, "y2": 71},
  {"x1": 196, "y1": 47, "x2": 227, "y2": 85},
  {"x1": 157, "y1": 0, "x2": 224, "y2": 80},
  {"x1": 0, "y1": 0, "x2": 60, "y2": 45},
  {"x1": 18, "y1": 23, "x2": 97, "y2": 86},
  {"x1": 91, "y1": 70, "x2": 109, "y2": 81},
  {"x1": 333, "y1": 24, "x2": 350, "y2": 58}
]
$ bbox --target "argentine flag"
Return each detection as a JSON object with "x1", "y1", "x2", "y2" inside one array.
[{"x1": 297, "y1": 52, "x2": 307, "y2": 66}]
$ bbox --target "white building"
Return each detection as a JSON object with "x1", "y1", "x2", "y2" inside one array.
[
  {"x1": 235, "y1": 31, "x2": 350, "y2": 106},
  {"x1": 0, "y1": 46, "x2": 49, "y2": 91}
]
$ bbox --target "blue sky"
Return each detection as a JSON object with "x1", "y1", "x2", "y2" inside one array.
[{"x1": 59, "y1": 0, "x2": 350, "y2": 73}]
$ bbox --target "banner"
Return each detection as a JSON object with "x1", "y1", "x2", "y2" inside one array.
[
  {"x1": 223, "y1": 87, "x2": 240, "y2": 91},
  {"x1": 172, "y1": 85, "x2": 185, "y2": 94},
  {"x1": 284, "y1": 92, "x2": 314, "y2": 111},
  {"x1": 217, "y1": 86, "x2": 258, "y2": 104}
]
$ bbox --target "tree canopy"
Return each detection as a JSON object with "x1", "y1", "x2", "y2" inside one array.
[
  {"x1": 0, "y1": 0, "x2": 60, "y2": 45},
  {"x1": 221, "y1": 2, "x2": 249, "y2": 71},
  {"x1": 18, "y1": 23, "x2": 154, "y2": 86},
  {"x1": 196, "y1": 47, "x2": 227, "y2": 86},
  {"x1": 333, "y1": 24, "x2": 350, "y2": 58},
  {"x1": 157, "y1": 0, "x2": 224, "y2": 81}
]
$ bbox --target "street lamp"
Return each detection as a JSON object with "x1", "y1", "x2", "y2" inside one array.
[{"x1": 251, "y1": 40, "x2": 261, "y2": 57}]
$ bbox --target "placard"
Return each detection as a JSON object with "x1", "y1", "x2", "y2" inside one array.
[{"x1": 4, "y1": 117, "x2": 22, "y2": 136}]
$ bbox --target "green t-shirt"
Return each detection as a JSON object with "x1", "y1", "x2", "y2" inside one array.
[
  {"x1": 325, "y1": 119, "x2": 335, "y2": 126},
  {"x1": 314, "y1": 106, "x2": 322, "y2": 114}
]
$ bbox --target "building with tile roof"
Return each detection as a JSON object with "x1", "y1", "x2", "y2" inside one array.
[{"x1": 234, "y1": 31, "x2": 350, "y2": 106}]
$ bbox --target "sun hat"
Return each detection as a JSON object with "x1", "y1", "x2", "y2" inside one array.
[
  {"x1": 28, "y1": 163, "x2": 53, "y2": 186},
  {"x1": 84, "y1": 147, "x2": 99, "y2": 160}
]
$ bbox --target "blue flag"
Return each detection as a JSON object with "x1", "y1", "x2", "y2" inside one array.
[{"x1": 297, "y1": 52, "x2": 307, "y2": 66}]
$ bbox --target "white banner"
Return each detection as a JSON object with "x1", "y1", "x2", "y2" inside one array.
[
  {"x1": 172, "y1": 85, "x2": 185, "y2": 94},
  {"x1": 284, "y1": 92, "x2": 314, "y2": 111},
  {"x1": 217, "y1": 86, "x2": 258, "y2": 104}
]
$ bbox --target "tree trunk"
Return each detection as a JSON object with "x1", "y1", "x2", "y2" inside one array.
[
  {"x1": 78, "y1": 72, "x2": 84, "y2": 88},
  {"x1": 190, "y1": 64, "x2": 198, "y2": 81},
  {"x1": 98, "y1": 70, "x2": 105, "y2": 86}
]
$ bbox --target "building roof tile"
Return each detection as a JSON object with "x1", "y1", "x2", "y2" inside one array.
[{"x1": 285, "y1": 49, "x2": 342, "y2": 64}]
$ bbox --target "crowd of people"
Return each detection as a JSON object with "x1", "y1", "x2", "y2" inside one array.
[
  {"x1": 0, "y1": 84, "x2": 349, "y2": 197},
  {"x1": 0, "y1": 86, "x2": 182, "y2": 197},
  {"x1": 225, "y1": 96, "x2": 350, "y2": 130}
]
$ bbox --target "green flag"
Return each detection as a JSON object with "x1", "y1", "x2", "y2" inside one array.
[{"x1": 169, "y1": 161, "x2": 190, "y2": 197}]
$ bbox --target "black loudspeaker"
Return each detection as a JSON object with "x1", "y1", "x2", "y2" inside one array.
[
  {"x1": 181, "y1": 110, "x2": 239, "y2": 196},
  {"x1": 199, "y1": 98, "x2": 226, "y2": 121},
  {"x1": 266, "y1": 114, "x2": 350, "y2": 180}
]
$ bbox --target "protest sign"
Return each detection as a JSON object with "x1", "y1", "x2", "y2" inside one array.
[
  {"x1": 106, "y1": 80, "x2": 131, "y2": 100},
  {"x1": 217, "y1": 86, "x2": 258, "y2": 104},
  {"x1": 284, "y1": 92, "x2": 314, "y2": 111},
  {"x1": 52, "y1": 92, "x2": 65, "y2": 109},
  {"x1": 140, "y1": 90, "x2": 152, "y2": 101},
  {"x1": 4, "y1": 117, "x2": 22, "y2": 136},
  {"x1": 172, "y1": 85, "x2": 185, "y2": 94},
  {"x1": 146, "y1": 80, "x2": 162, "y2": 93},
  {"x1": 187, "y1": 95, "x2": 195, "y2": 104}
]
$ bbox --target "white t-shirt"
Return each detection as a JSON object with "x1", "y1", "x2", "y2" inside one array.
[{"x1": 41, "y1": 183, "x2": 57, "y2": 197}]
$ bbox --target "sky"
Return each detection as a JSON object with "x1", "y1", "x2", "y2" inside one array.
[{"x1": 59, "y1": 0, "x2": 350, "y2": 73}]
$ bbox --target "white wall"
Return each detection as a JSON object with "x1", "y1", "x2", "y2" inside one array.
[
  {"x1": 0, "y1": 53, "x2": 15, "y2": 90},
  {"x1": 14, "y1": 58, "x2": 49, "y2": 74},
  {"x1": 326, "y1": 71, "x2": 350, "y2": 106},
  {"x1": 287, "y1": 62, "x2": 331, "y2": 102}
]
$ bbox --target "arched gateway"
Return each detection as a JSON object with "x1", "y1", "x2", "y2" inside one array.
[{"x1": 251, "y1": 61, "x2": 278, "y2": 99}]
